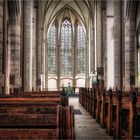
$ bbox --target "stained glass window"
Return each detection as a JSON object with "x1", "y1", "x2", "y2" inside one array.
[
  {"x1": 77, "y1": 23, "x2": 86, "y2": 74},
  {"x1": 60, "y1": 18, "x2": 72, "y2": 76},
  {"x1": 47, "y1": 20, "x2": 86, "y2": 77},
  {"x1": 48, "y1": 24, "x2": 56, "y2": 74}
]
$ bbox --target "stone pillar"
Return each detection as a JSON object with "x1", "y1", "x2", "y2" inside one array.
[
  {"x1": 0, "y1": 1, "x2": 3, "y2": 93},
  {"x1": 3, "y1": 1, "x2": 8, "y2": 94},
  {"x1": 114, "y1": 1, "x2": 122, "y2": 89},
  {"x1": 102, "y1": 2, "x2": 107, "y2": 88},
  {"x1": 8, "y1": 7, "x2": 21, "y2": 93},
  {"x1": 23, "y1": 1, "x2": 32, "y2": 91},
  {"x1": 41, "y1": 4, "x2": 45, "y2": 91},
  {"x1": 96, "y1": 1, "x2": 102, "y2": 69},
  {"x1": 32, "y1": 3, "x2": 37, "y2": 91},
  {"x1": 96, "y1": 1, "x2": 104, "y2": 87},
  {"x1": 45, "y1": 39, "x2": 48, "y2": 90},
  {"x1": 41, "y1": 31, "x2": 45, "y2": 90},
  {"x1": 90, "y1": 21, "x2": 94, "y2": 87},
  {"x1": 36, "y1": 2, "x2": 42, "y2": 90},
  {"x1": 90, "y1": 25, "x2": 94, "y2": 75},
  {"x1": 86, "y1": 28, "x2": 89, "y2": 87},
  {"x1": 106, "y1": 1, "x2": 114, "y2": 89},
  {"x1": 91, "y1": 25, "x2": 95, "y2": 88},
  {"x1": 124, "y1": 2, "x2": 137, "y2": 91},
  {"x1": 85, "y1": 38, "x2": 88, "y2": 87}
]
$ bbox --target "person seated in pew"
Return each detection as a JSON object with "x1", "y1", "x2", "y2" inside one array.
[
  {"x1": 61, "y1": 87, "x2": 68, "y2": 106},
  {"x1": 61, "y1": 87, "x2": 67, "y2": 96}
]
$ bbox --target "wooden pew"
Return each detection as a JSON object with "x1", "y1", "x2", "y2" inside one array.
[
  {"x1": 89, "y1": 88, "x2": 93, "y2": 115},
  {"x1": 18, "y1": 90, "x2": 61, "y2": 96},
  {"x1": 79, "y1": 87, "x2": 140, "y2": 139},
  {"x1": 11, "y1": 90, "x2": 61, "y2": 95},
  {"x1": 106, "y1": 89, "x2": 140, "y2": 139},
  {"x1": 121, "y1": 91, "x2": 140, "y2": 139},
  {"x1": 106, "y1": 88, "x2": 122, "y2": 137},
  {"x1": 92, "y1": 87, "x2": 108, "y2": 128},
  {"x1": 0, "y1": 91, "x2": 74, "y2": 139},
  {"x1": 0, "y1": 90, "x2": 68, "y2": 107},
  {"x1": 79, "y1": 87, "x2": 85, "y2": 108},
  {"x1": 91, "y1": 87, "x2": 97, "y2": 119},
  {"x1": 134, "y1": 93, "x2": 140, "y2": 139},
  {"x1": 99, "y1": 88, "x2": 108, "y2": 128},
  {"x1": 79, "y1": 87, "x2": 97, "y2": 118},
  {"x1": 79, "y1": 87, "x2": 111, "y2": 129},
  {"x1": 95, "y1": 87, "x2": 100, "y2": 123},
  {"x1": 0, "y1": 105, "x2": 74, "y2": 139},
  {"x1": 22, "y1": 90, "x2": 69, "y2": 107}
]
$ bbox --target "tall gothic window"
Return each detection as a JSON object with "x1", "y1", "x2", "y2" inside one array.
[
  {"x1": 47, "y1": 20, "x2": 86, "y2": 77},
  {"x1": 48, "y1": 24, "x2": 56, "y2": 74},
  {"x1": 60, "y1": 18, "x2": 72, "y2": 76},
  {"x1": 77, "y1": 23, "x2": 86, "y2": 74}
]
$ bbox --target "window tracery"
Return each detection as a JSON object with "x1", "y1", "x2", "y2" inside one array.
[
  {"x1": 60, "y1": 18, "x2": 72, "y2": 76},
  {"x1": 47, "y1": 20, "x2": 86, "y2": 76},
  {"x1": 48, "y1": 24, "x2": 56, "y2": 74},
  {"x1": 77, "y1": 23, "x2": 86, "y2": 74}
]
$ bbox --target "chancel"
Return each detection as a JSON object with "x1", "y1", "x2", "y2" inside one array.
[{"x1": 0, "y1": 0, "x2": 140, "y2": 139}]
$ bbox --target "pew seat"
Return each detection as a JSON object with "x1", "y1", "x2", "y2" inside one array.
[{"x1": 0, "y1": 91, "x2": 74, "y2": 139}]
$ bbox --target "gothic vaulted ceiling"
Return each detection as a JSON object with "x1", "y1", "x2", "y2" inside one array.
[{"x1": 43, "y1": 0, "x2": 95, "y2": 32}]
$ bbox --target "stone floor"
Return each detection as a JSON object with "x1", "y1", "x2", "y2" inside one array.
[{"x1": 69, "y1": 97, "x2": 112, "y2": 140}]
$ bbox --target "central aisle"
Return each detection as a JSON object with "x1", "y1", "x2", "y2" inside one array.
[{"x1": 69, "y1": 97, "x2": 112, "y2": 140}]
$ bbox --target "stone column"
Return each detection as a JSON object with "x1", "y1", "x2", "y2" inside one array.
[
  {"x1": 36, "y1": 2, "x2": 42, "y2": 90},
  {"x1": 96, "y1": 1, "x2": 102, "y2": 69},
  {"x1": 3, "y1": 1, "x2": 8, "y2": 94},
  {"x1": 124, "y1": 2, "x2": 137, "y2": 91},
  {"x1": 45, "y1": 39, "x2": 48, "y2": 90},
  {"x1": 8, "y1": 4, "x2": 21, "y2": 93},
  {"x1": 90, "y1": 21, "x2": 94, "y2": 76},
  {"x1": 23, "y1": 1, "x2": 32, "y2": 91},
  {"x1": 106, "y1": 1, "x2": 114, "y2": 89},
  {"x1": 86, "y1": 23, "x2": 91, "y2": 88},
  {"x1": 90, "y1": 26, "x2": 94, "y2": 74},
  {"x1": 41, "y1": 3, "x2": 45, "y2": 91},
  {"x1": 41, "y1": 29, "x2": 45, "y2": 91},
  {"x1": 32, "y1": 3, "x2": 37, "y2": 91},
  {"x1": 86, "y1": 37, "x2": 89, "y2": 87},
  {"x1": 96, "y1": 1, "x2": 104, "y2": 87},
  {"x1": 0, "y1": 1, "x2": 3, "y2": 93},
  {"x1": 114, "y1": 1, "x2": 122, "y2": 90},
  {"x1": 102, "y1": 3, "x2": 107, "y2": 88}
]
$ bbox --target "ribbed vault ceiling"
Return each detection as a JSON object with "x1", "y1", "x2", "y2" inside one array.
[{"x1": 43, "y1": 0, "x2": 95, "y2": 32}]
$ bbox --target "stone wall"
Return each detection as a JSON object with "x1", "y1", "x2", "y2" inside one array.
[{"x1": 0, "y1": 1, "x2": 3, "y2": 93}]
